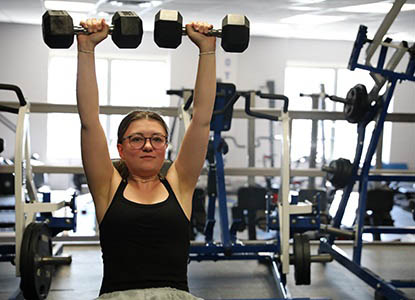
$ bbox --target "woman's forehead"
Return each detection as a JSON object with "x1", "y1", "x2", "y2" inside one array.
[{"x1": 126, "y1": 119, "x2": 166, "y2": 134}]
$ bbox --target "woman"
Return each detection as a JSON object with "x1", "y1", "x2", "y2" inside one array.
[{"x1": 76, "y1": 17, "x2": 216, "y2": 299}]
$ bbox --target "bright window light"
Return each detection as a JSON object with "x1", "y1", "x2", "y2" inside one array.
[
  {"x1": 44, "y1": 1, "x2": 95, "y2": 12},
  {"x1": 280, "y1": 14, "x2": 347, "y2": 25},
  {"x1": 337, "y1": 2, "x2": 415, "y2": 13}
]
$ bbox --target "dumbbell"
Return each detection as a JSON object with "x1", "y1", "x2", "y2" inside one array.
[
  {"x1": 42, "y1": 10, "x2": 143, "y2": 49},
  {"x1": 154, "y1": 10, "x2": 250, "y2": 53}
]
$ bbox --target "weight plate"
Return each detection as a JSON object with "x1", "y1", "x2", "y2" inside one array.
[
  {"x1": 20, "y1": 222, "x2": 53, "y2": 300},
  {"x1": 20, "y1": 223, "x2": 37, "y2": 296},
  {"x1": 326, "y1": 158, "x2": 353, "y2": 189},
  {"x1": 293, "y1": 233, "x2": 303, "y2": 285},
  {"x1": 293, "y1": 233, "x2": 311, "y2": 285},
  {"x1": 344, "y1": 84, "x2": 369, "y2": 123},
  {"x1": 302, "y1": 234, "x2": 311, "y2": 285}
]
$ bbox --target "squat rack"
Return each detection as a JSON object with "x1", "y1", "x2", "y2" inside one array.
[{"x1": 319, "y1": 1, "x2": 415, "y2": 299}]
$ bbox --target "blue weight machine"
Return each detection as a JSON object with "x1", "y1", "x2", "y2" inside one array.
[{"x1": 318, "y1": 2, "x2": 415, "y2": 299}]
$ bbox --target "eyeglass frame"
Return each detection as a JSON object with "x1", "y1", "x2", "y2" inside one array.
[{"x1": 121, "y1": 133, "x2": 168, "y2": 150}]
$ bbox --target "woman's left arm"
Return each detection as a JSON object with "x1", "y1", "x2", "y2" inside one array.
[{"x1": 171, "y1": 21, "x2": 217, "y2": 194}]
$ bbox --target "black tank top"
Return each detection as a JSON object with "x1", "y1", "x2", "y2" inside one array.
[{"x1": 98, "y1": 177, "x2": 190, "y2": 295}]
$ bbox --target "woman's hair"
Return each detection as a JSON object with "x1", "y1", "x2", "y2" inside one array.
[{"x1": 114, "y1": 110, "x2": 169, "y2": 179}]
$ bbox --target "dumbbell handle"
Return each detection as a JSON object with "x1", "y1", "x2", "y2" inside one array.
[
  {"x1": 181, "y1": 27, "x2": 222, "y2": 38},
  {"x1": 74, "y1": 25, "x2": 114, "y2": 35}
]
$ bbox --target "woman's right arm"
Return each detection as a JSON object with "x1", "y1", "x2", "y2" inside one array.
[{"x1": 76, "y1": 19, "x2": 116, "y2": 218}]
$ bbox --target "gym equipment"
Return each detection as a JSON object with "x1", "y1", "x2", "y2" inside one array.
[
  {"x1": 0, "y1": 84, "x2": 76, "y2": 300},
  {"x1": 293, "y1": 234, "x2": 311, "y2": 285},
  {"x1": 19, "y1": 222, "x2": 72, "y2": 300},
  {"x1": 154, "y1": 9, "x2": 250, "y2": 53},
  {"x1": 299, "y1": 85, "x2": 328, "y2": 189},
  {"x1": 322, "y1": 158, "x2": 353, "y2": 189},
  {"x1": 327, "y1": 84, "x2": 371, "y2": 123},
  {"x1": 42, "y1": 10, "x2": 143, "y2": 49},
  {"x1": 234, "y1": 186, "x2": 267, "y2": 240},
  {"x1": 318, "y1": 1, "x2": 415, "y2": 299},
  {"x1": 169, "y1": 84, "x2": 333, "y2": 300},
  {"x1": 364, "y1": 188, "x2": 394, "y2": 240}
]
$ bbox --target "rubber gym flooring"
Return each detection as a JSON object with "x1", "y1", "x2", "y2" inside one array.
[
  {"x1": 1, "y1": 193, "x2": 415, "y2": 300},
  {"x1": 1, "y1": 242, "x2": 415, "y2": 300}
]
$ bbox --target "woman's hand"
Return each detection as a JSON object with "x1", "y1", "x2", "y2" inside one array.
[
  {"x1": 185, "y1": 21, "x2": 216, "y2": 53},
  {"x1": 77, "y1": 18, "x2": 109, "y2": 52}
]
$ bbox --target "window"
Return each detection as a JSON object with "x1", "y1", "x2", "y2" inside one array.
[
  {"x1": 47, "y1": 55, "x2": 170, "y2": 164},
  {"x1": 284, "y1": 66, "x2": 392, "y2": 166},
  {"x1": 284, "y1": 66, "x2": 335, "y2": 163}
]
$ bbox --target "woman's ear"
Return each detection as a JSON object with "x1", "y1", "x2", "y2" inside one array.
[{"x1": 117, "y1": 143, "x2": 125, "y2": 160}]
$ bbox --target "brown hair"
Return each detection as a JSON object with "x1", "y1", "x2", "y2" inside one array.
[{"x1": 114, "y1": 110, "x2": 169, "y2": 179}]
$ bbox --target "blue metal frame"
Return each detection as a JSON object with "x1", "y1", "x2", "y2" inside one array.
[
  {"x1": 323, "y1": 24, "x2": 415, "y2": 299},
  {"x1": 188, "y1": 83, "x2": 327, "y2": 300}
]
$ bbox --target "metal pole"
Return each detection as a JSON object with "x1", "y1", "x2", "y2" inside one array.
[{"x1": 247, "y1": 91, "x2": 256, "y2": 186}]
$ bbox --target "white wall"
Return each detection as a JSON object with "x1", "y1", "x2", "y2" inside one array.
[{"x1": 0, "y1": 22, "x2": 414, "y2": 190}]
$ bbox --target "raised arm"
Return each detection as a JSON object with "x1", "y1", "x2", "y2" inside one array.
[
  {"x1": 171, "y1": 22, "x2": 216, "y2": 191},
  {"x1": 76, "y1": 19, "x2": 115, "y2": 219}
]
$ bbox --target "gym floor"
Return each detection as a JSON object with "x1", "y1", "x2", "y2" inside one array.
[
  {"x1": 1, "y1": 193, "x2": 415, "y2": 300},
  {"x1": 1, "y1": 242, "x2": 415, "y2": 300}
]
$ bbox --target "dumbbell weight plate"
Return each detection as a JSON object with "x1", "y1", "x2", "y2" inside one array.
[
  {"x1": 221, "y1": 14, "x2": 250, "y2": 53},
  {"x1": 42, "y1": 10, "x2": 75, "y2": 49},
  {"x1": 154, "y1": 10, "x2": 183, "y2": 49},
  {"x1": 111, "y1": 11, "x2": 143, "y2": 48},
  {"x1": 20, "y1": 222, "x2": 53, "y2": 300},
  {"x1": 344, "y1": 84, "x2": 369, "y2": 123}
]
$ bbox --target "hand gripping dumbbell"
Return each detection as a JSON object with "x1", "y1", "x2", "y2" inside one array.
[
  {"x1": 154, "y1": 10, "x2": 250, "y2": 53},
  {"x1": 42, "y1": 10, "x2": 143, "y2": 49}
]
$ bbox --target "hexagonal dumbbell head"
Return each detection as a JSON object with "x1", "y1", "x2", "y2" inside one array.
[
  {"x1": 154, "y1": 10, "x2": 183, "y2": 49},
  {"x1": 221, "y1": 14, "x2": 250, "y2": 53},
  {"x1": 111, "y1": 11, "x2": 143, "y2": 48},
  {"x1": 42, "y1": 10, "x2": 75, "y2": 49}
]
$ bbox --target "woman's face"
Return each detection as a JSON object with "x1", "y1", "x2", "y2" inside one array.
[{"x1": 117, "y1": 119, "x2": 168, "y2": 177}]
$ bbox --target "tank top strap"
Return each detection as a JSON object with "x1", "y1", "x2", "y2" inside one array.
[
  {"x1": 159, "y1": 177, "x2": 175, "y2": 196},
  {"x1": 114, "y1": 178, "x2": 128, "y2": 200}
]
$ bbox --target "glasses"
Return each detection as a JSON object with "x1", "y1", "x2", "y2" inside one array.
[{"x1": 122, "y1": 133, "x2": 168, "y2": 150}]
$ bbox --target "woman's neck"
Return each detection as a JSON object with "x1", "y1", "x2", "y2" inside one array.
[{"x1": 129, "y1": 173, "x2": 159, "y2": 184}]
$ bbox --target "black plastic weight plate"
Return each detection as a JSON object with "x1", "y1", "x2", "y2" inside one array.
[
  {"x1": 20, "y1": 222, "x2": 53, "y2": 300},
  {"x1": 20, "y1": 223, "x2": 36, "y2": 296},
  {"x1": 293, "y1": 233, "x2": 311, "y2": 285},
  {"x1": 344, "y1": 84, "x2": 369, "y2": 123},
  {"x1": 302, "y1": 234, "x2": 311, "y2": 285}
]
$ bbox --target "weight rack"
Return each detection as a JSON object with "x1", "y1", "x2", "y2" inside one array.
[
  {"x1": 0, "y1": 84, "x2": 76, "y2": 300},
  {"x1": 320, "y1": 1, "x2": 415, "y2": 299}
]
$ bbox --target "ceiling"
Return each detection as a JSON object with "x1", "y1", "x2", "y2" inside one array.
[{"x1": 0, "y1": 0, "x2": 414, "y2": 42}]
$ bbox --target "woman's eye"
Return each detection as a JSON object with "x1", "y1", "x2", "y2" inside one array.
[{"x1": 132, "y1": 137, "x2": 144, "y2": 142}]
